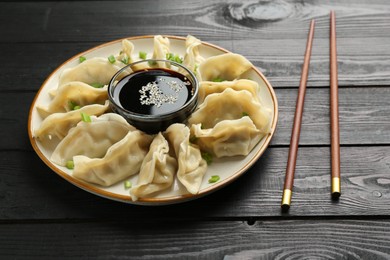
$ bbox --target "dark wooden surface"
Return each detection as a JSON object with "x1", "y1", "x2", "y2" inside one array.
[{"x1": 1, "y1": 0, "x2": 390, "y2": 259}]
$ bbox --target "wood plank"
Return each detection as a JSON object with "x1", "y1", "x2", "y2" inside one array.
[
  {"x1": 4, "y1": 86, "x2": 389, "y2": 152},
  {"x1": 273, "y1": 87, "x2": 390, "y2": 146},
  {"x1": 1, "y1": 219, "x2": 390, "y2": 259},
  {"x1": 1, "y1": 0, "x2": 390, "y2": 87},
  {"x1": 2, "y1": 0, "x2": 390, "y2": 42},
  {"x1": 1, "y1": 146, "x2": 389, "y2": 219},
  {"x1": 0, "y1": 43, "x2": 99, "y2": 93}
]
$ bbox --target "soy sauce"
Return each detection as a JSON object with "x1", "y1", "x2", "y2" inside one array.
[{"x1": 112, "y1": 68, "x2": 194, "y2": 115}]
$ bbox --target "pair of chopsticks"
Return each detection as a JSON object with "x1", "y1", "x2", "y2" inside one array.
[{"x1": 281, "y1": 11, "x2": 340, "y2": 211}]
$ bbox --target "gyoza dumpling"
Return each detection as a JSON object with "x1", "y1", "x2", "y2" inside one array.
[
  {"x1": 198, "y1": 79, "x2": 259, "y2": 103},
  {"x1": 130, "y1": 132, "x2": 177, "y2": 200},
  {"x1": 165, "y1": 123, "x2": 207, "y2": 194},
  {"x1": 116, "y1": 39, "x2": 136, "y2": 65},
  {"x1": 34, "y1": 100, "x2": 109, "y2": 141},
  {"x1": 182, "y1": 35, "x2": 204, "y2": 76},
  {"x1": 51, "y1": 113, "x2": 135, "y2": 166},
  {"x1": 198, "y1": 53, "x2": 252, "y2": 81},
  {"x1": 37, "y1": 81, "x2": 108, "y2": 118},
  {"x1": 152, "y1": 35, "x2": 170, "y2": 67},
  {"x1": 190, "y1": 117, "x2": 263, "y2": 158},
  {"x1": 188, "y1": 89, "x2": 271, "y2": 134},
  {"x1": 72, "y1": 130, "x2": 153, "y2": 187},
  {"x1": 116, "y1": 39, "x2": 149, "y2": 70},
  {"x1": 58, "y1": 57, "x2": 124, "y2": 87}
]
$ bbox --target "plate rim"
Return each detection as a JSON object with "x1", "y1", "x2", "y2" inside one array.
[{"x1": 27, "y1": 35, "x2": 279, "y2": 205}]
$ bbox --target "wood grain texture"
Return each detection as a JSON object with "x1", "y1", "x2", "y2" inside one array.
[
  {"x1": 1, "y1": 0, "x2": 390, "y2": 257},
  {"x1": 1, "y1": 0, "x2": 390, "y2": 87},
  {"x1": 1, "y1": 219, "x2": 390, "y2": 259},
  {"x1": 1, "y1": 146, "x2": 389, "y2": 219}
]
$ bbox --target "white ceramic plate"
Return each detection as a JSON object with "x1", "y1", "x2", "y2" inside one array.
[{"x1": 28, "y1": 35, "x2": 278, "y2": 205}]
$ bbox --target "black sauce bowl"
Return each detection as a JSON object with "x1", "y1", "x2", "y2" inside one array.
[{"x1": 108, "y1": 59, "x2": 199, "y2": 134}]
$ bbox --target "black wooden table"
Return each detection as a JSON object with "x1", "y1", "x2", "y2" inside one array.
[{"x1": 2, "y1": 0, "x2": 390, "y2": 259}]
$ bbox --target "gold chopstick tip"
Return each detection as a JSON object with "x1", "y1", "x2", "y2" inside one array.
[
  {"x1": 281, "y1": 189, "x2": 292, "y2": 211},
  {"x1": 331, "y1": 177, "x2": 341, "y2": 199}
]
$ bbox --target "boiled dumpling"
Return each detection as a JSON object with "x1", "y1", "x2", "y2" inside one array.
[
  {"x1": 117, "y1": 39, "x2": 136, "y2": 65},
  {"x1": 116, "y1": 39, "x2": 149, "y2": 70},
  {"x1": 188, "y1": 88, "x2": 271, "y2": 134},
  {"x1": 37, "y1": 81, "x2": 108, "y2": 118},
  {"x1": 34, "y1": 100, "x2": 109, "y2": 141},
  {"x1": 130, "y1": 132, "x2": 177, "y2": 200},
  {"x1": 58, "y1": 57, "x2": 124, "y2": 87},
  {"x1": 190, "y1": 117, "x2": 263, "y2": 158},
  {"x1": 198, "y1": 79, "x2": 259, "y2": 103},
  {"x1": 51, "y1": 113, "x2": 135, "y2": 166},
  {"x1": 165, "y1": 123, "x2": 207, "y2": 194},
  {"x1": 152, "y1": 35, "x2": 171, "y2": 67},
  {"x1": 182, "y1": 35, "x2": 204, "y2": 77},
  {"x1": 198, "y1": 53, "x2": 252, "y2": 81},
  {"x1": 72, "y1": 130, "x2": 153, "y2": 187}
]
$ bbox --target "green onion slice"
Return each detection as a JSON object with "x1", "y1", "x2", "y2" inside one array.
[
  {"x1": 108, "y1": 55, "x2": 116, "y2": 64},
  {"x1": 148, "y1": 60, "x2": 157, "y2": 66},
  {"x1": 124, "y1": 181, "x2": 132, "y2": 189},
  {"x1": 68, "y1": 100, "x2": 78, "y2": 110},
  {"x1": 201, "y1": 152, "x2": 213, "y2": 165},
  {"x1": 90, "y1": 83, "x2": 104, "y2": 88},
  {"x1": 81, "y1": 112, "x2": 92, "y2": 123},
  {"x1": 166, "y1": 53, "x2": 174, "y2": 60},
  {"x1": 242, "y1": 112, "x2": 249, "y2": 117},
  {"x1": 174, "y1": 55, "x2": 183, "y2": 64},
  {"x1": 212, "y1": 77, "x2": 224, "y2": 82},
  {"x1": 79, "y1": 56, "x2": 86, "y2": 63},
  {"x1": 121, "y1": 55, "x2": 129, "y2": 65},
  {"x1": 139, "y1": 51, "x2": 147, "y2": 60},
  {"x1": 66, "y1": 160, "x2": 74, "y2": 170},
  {"x1": 166, "y1": 53, "x2": 183, "y2": 64},
  {"x1": 208, "y1": 175, "x2": 220, "y2": 183}
]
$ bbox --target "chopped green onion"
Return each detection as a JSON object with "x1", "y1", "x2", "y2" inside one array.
[
  {"x1": 124, "y1": 181, "x2": 132, "y2": 189},
  {"x1": 212, "y1": 77, "x2": 224, "y2": 82},
  {"x1": 166, "y1": 53, "x2": 183, "y2": 64},
  {"x1": 139, "y1": 51, "x2": 147, "y2": 60},
  {"x1": 148, "y1": 60, "x2": 157, "y2": 66},
  {"x1": 121, "y1": 55, "x2": 129, "y2": 65},
  {"x1": 189, "y1": 136, "x2": 198, "y2": 144},
  {"x1": 66, "y1": 160, "x2": 74, "y2": 170},
  {"x1": 208, "y1": 175, "x2": 220, "y2": 183},
  {"x1": 201, "y1": 152, "x2": 213, "y2": 165},
  {"x1": 90, "y1": 83, "x2": 104, "y2": 88},
  {"x1": 68, "y1": 100, "x2": 78, "y2": 110},
  {"x1": 166, "y1": 53, "x2": 174, "y2": 60},
  {"x1": 81, "y1": 112, "x2": 92, "y2": 123},
  {"x1": 242, "y1": 112, "x2": 249, "y2": 117},
  {"x1": 79, "y1": 56, "x2": 86, "y2": 63},
  {"x1": 108, "y1": 55, "x2": 116, "y2": 64},
  {"x1": 68, "y1": 101, "x2": 81, "y2": 110},
  {"x1": 174, "y1": 55, "x2": 183, "y2": 64}
]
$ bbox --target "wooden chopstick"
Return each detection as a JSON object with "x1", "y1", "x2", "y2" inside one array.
[
  {"x1": 281, "y1": 20, "x2": 315, "y2": 211},
  {"x1": 330, "y1": 10, "x2": 341, "y2": 199}
]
